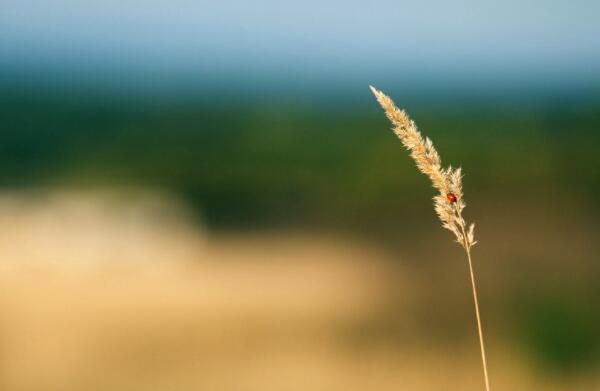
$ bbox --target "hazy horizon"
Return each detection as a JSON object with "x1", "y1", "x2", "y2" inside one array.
[{"x1": 2, "y1": 0, "x2": 600, "y2": 93}]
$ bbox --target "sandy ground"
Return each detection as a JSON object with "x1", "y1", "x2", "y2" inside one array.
[{"x1": 0, "y1": 189, "x2": 597, "y2": 390}]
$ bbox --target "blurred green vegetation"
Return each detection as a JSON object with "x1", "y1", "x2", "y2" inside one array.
[
  {"x1": 513, "y1": 287, "x2": 600, "y2": 373},
  {"x1": 2, "y1": 87, "x2": 599, "y2": 231}
]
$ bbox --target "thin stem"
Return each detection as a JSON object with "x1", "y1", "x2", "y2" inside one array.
[
  {"x1": 454, "y1": 203, "x2": 490, "y2": 391},
  {"x1": 465, "y1": 246, "x2": 491, "y2": 391}
]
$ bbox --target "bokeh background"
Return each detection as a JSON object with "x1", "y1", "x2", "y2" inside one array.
[{"x1": 1, "y1": 1, "x2": 600, "y2": 390}]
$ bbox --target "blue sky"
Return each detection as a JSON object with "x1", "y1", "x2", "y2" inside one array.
[{"x1": 1, "y1": 0, "x2": 599, "y2": 88}]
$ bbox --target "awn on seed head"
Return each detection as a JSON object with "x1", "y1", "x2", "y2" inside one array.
[{"x1": 370, "y1": 86, "x2": 490, "y2": 391}]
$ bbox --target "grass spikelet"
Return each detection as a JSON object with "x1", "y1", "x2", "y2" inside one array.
[{"x1": 370, "y1": 85, "x2": 490, "y2": 391}]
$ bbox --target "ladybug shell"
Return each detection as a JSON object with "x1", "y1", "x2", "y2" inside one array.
[{"x1": 446, "y1": 193, "x2": 457, "y2": 203}]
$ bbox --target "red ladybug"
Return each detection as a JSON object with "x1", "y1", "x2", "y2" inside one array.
[{"x1": 446, "y1": 193, "x2": 457, "y2": 203}]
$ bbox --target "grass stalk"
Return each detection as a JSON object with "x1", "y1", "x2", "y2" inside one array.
[{"x1": 370, "y1": 86, "x2": 490, "y2": 391}]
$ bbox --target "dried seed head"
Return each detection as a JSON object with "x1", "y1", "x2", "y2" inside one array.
[{"x1": 370, "y1": 86, "x2": 476, "y2": 250}]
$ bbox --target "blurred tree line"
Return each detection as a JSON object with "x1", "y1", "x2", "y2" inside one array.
[{"x1": 1, "y1": 86, "x2": 599, "y2": 231}]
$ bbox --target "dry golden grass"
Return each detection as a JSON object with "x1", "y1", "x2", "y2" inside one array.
[
  {"x1": 370, "y1": 86, "x2": 490, "y2": 390},
  {"x1": 0, "y1": 190, "x2": 598, "y2": 390}
]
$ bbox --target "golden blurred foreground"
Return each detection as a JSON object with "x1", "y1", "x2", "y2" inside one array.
[{"x1": 0, "y1": 189, "x2": 597, "y2": 390}]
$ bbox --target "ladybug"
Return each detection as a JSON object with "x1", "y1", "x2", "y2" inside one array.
[{"x1": 446, "y1": 193, "x2": 457, "y2": 203}]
